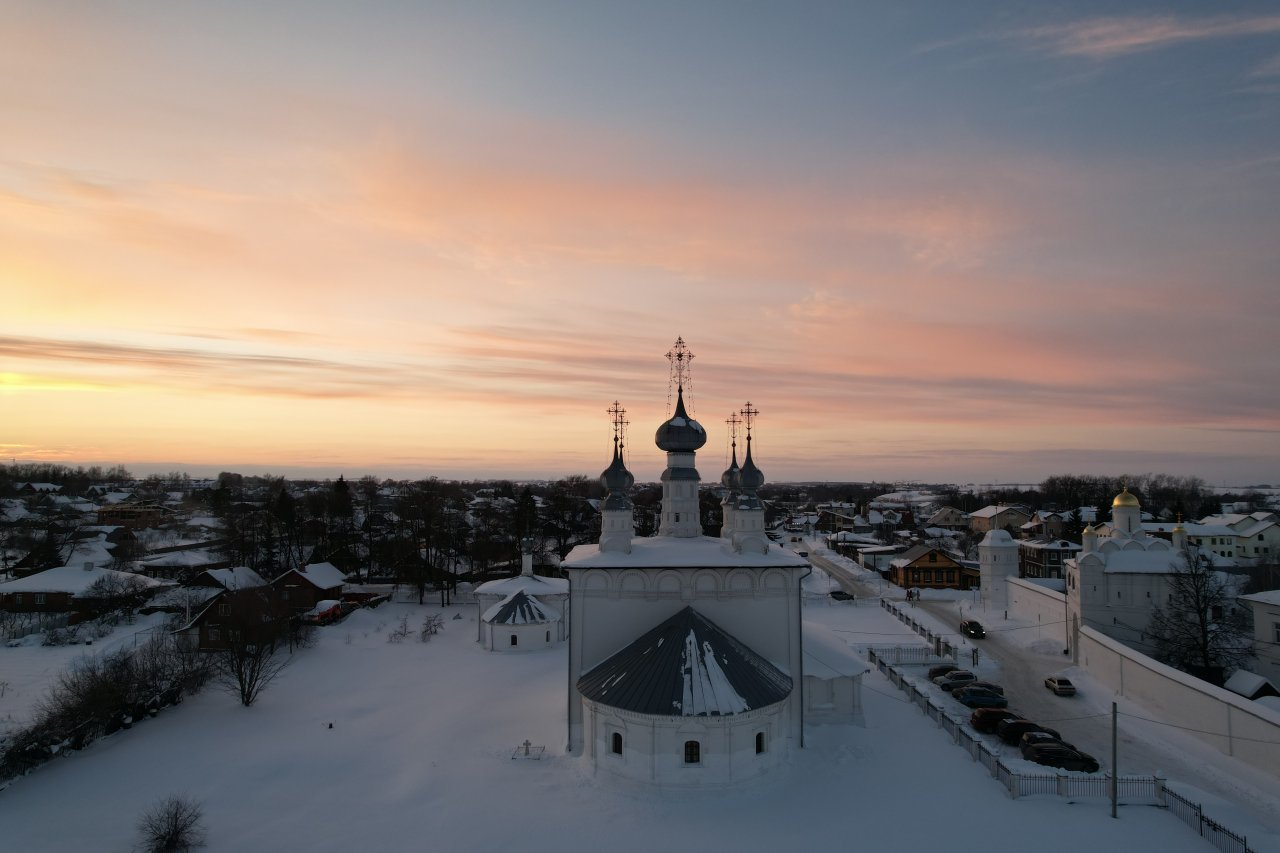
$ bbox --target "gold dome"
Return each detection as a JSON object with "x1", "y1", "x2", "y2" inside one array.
[{"x1": 1112, "y1": 488, "x2": 1140, "y2": 509}]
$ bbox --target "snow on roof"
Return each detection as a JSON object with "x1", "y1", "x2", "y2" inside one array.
[
  {"x1": 0, "y1": 564, "x2": 166, "y2": 596},
  {"x1": 577, "y1": 607, "x2": 792, "y2": 716},
  {"x1": 970, "y1": 505, "x2": 1027, "y2": 519},
  {"x1": 294, "y1": 562, "x2": 347, "y2": 589},
  {"x1": 203, "y1": 566, "x2": 267, "y2": 589},
  {"x1": 475, "y1": 573, "x2": 568, "y2": 596},
  {"x1": 1239, "y1": 589, "x2": 1280, "y2": 607},
  {"x1": 147, "y1": 585, "x2": 222, "y2": 610},
  {"x1": 136, "y1": 549, "x2": 222, "y2": 568},
  {"x1": 802, "y1": 621, "x2": 870, "y2": 680},
  {"x1": 1223, "y1": 670, "x2": 1275, "y2": 699},
  {"x1": 483, "y1": 590, "x2": 559, "y2": 625},
  {"x1": 1235, "y1": 519, "x2": 1278, "y2": 539},
  {"x1": 1019, "y1": 539, "x2": 1080, "y2": 551},
  {"x1": 563, "y1": 534, "x2": 808, "y2": 569}
]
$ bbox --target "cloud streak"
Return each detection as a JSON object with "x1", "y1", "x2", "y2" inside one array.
[{"x1": 1011, "y1": 13, "x2": 1280, "y2": 59}]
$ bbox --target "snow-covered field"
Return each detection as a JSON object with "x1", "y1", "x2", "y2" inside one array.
[{"x1": 1, "y1": 590, "x2": 1275, "y2": 853}]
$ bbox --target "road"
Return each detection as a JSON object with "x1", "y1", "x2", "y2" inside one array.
[{"x1": 805, "y1": 546, "x2": 1280, "y2": 835}]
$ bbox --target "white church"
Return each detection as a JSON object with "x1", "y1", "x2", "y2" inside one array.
[{"x1": 563, "y1": 339, "x2": 864, "y2": 787}]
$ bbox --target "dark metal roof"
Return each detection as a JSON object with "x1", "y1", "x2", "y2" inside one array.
[
  {"x1": 484, "y1": 590, "x2": 555, "y2": 625},
  {"x1": 577, "y1": 606, "x2": 792, "y2": 716}
]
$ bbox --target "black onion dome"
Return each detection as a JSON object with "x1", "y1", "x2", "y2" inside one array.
[
  {"x1": 721, "y1": 445, "x2": 742, "y2": 490},
  {"x1": 654, "y1": 387, "x2": 707, "y2": 452},
  {"x1": 738, "y1": 440, "x2": 764, "y2": 490},
  {"x1": 600, "y1": 442, "x2": 635, "y2": 493}
]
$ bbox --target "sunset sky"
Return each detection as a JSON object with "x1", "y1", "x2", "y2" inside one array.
[{"x1": 3, "y1": 2, "x2": 1278, "y2": 486}]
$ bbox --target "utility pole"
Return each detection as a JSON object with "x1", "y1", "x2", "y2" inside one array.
[{"x1": 1111, "y1": 701, "x2": 1118, "y2": 819}]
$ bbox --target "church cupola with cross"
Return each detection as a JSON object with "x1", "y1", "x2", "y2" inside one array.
[
  {"x1": 599, "y1": 401, "x2": 635, "y2": 554},
  {"x1": 654, "y1": 337, "x2": 706, "y2": 538},
  {"x1": 730, "y1": 402, "x2": 770, "y2": 555}
]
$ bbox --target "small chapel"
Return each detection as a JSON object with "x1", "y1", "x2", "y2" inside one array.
[{"x1": 562, "y1": 338, "x2": 855, "y2": 787}]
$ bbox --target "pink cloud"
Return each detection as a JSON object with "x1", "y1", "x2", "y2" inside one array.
[{"x1": 1016, "y1": 14, "x2": 1280, "y2": 59}]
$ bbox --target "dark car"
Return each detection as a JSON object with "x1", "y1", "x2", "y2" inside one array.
[
  {"x1": 928, "y1": 663, "x2": 960, "y2": 680},
  {"x1": 960, "y1": 619, "x2": 985, "y2": 639},
  {"x1": 968, "y1": 680, "x2": 1004, "y2": 695},
  {"x1": 933, "y1": 670, "x2": 978, "y2": 692},
  {"x1": 1024, "y1": 744, "x2": 1100, "y2": 773},
  {"x1": 997, "y1": 719, "x2": 1061, "y2": 746},
  {"x1": 953, "y1": 687, "x2": 1009, "y2": 708},
  {"x1": 970, "y1": 708, "x2": 1022, "y2": 733},
  {"x1": 829, "y1": 589, "x2": 854, "y2": 601},
  {"x1": 1019, "y1": 731, "x2": 1075, "y2": 757}
]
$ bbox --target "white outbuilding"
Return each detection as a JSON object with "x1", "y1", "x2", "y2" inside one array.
[{"x1": 474, "y1": 540, "x2": 569, "y2": 648}]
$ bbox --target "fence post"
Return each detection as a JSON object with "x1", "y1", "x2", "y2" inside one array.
[{"x1": 1155, "y1": 775, "x2": 1166, "y2": 807}]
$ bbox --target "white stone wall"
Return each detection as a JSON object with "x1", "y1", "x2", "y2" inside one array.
[
  {"x1": 584, "y1": 699, "x2": 787, "y2": 787},
  {"x1": 483, "y1": 619, "x2": 558, "y2": 652},
  {"x1": 1006, "y1": 577, "x2": 1068, "y2": 648},
  {"x1": 1077, "y1": 627, "x2": 1280, "y2": 777}
]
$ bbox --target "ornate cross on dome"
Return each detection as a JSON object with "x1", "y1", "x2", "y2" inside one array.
[
  {"x1": 666, "y1": 337, "x2": 694, "y2": 389},
  {"x1": 607, "y1": 400, "x2": 629, "y2": 454},
  {"x1": 740, "y1": 401, "x2": 759, "y2": 441},
  {"x1": 725, "y1": 411, "x2": 741, "y2": 449}
]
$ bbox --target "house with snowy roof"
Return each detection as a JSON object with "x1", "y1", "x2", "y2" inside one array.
[
  {"x1": 887, "y1": 544, "x2": 972, "y2": 591},
  {"x1": 968, "y1": 504, "x2": 1031, "y2": 535},
  {"x1": 272, "y1": 562, "x2": 347, "y2": 613},
  {"x1": 563, "y1": 340, "x2": 863, "y2": 788},
  {"x1": 0, "y1": 563, "x2": 166, "y2": 615}
]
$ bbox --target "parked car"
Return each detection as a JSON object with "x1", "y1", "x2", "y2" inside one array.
[
  {"x1": 928, "y1": 663, "x2": 960, "y2": 680},
  {"x1": 829, "y1": 589, "x2": 854, "y2": 601},
  {"x1": 300, "y1": 599, "x2": 344, "y2": 626},
  {"x1": 933, "y1": 670, "x2": 978, "y2": 692},
  {"x1": 953, "y1": 687, "x2": 1009, "y2": 708},
  {"x1": 968, "y1": 680, "x2": 1004, "y2": 695},
  {"x1": 1044, "y1": 676, "x2": 1077, "y2": 696},
  {"x1": 1024, "y1": 744, "x2": 1100, "y2": 773},
  {"x1": 1019, "y1": 731, "x2": 1075, "y2": 756},
  {"x1": 970, "y1": 708, "x2": 1022, "y2": 733},
  {"x1": 997, "y1": 719, "x2": 1061, "y2": 746},
  {"x1": 960, "y1": 619, "x2": 985, "y2": 638}
]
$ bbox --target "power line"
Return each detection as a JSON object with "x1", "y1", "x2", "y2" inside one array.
[{"x1": 1117, "y1": 711, "x2": 1280, "y2": 746}]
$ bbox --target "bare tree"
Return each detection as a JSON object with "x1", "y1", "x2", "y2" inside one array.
[
  {"x1": 1146, "y1": 547, "x2": 1253, "y2": 684},
  {"x1": 212, "y1": 633, "x2": 291, "y2": 707},
  {"x1": 209, "y1": 589, "x2": 293, "y2": 706},
  {"x1": 137, "y1": 794, "x2": 206, "y2": 852}
]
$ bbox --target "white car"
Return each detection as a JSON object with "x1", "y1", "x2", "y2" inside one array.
[{"x1": 1044, "y1": 676, "x2": 1076, "y2": 696}]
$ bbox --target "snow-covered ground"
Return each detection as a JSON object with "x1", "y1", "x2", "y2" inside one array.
[
  {"x1": 0, "y1": 613, "x2": 172, "y2": 739},
  {"x1": 1, "y1": 589, "x2": 1276, "y2": 853}
]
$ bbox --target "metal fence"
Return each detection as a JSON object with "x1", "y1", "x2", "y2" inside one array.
[
  {"x1": 1165, "y1": 788, "x2": 1254, "y2": 853},
  {"x1": 864, "y1": 649, "x2": 1256, "y2": 853},
  {"x1": 879, "y1": 599, "x2": 973, "y2": 665}
]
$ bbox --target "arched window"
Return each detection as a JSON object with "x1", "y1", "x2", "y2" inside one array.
[
  {"x1": 510, "y1": 634, "x2": 518, "y2": 646},
  {"x1": 611, "y1": 732, "x2": 623, "y2": 755},
  {"x1": 545, "y1": 630, "x2": 550, "y2": 642},
  {"x1": 755, "y1": 732, "x2": 766, "y2": 754},
  {"x1": 683, "y1": 740, "x2": 700, "y2": 764}
]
